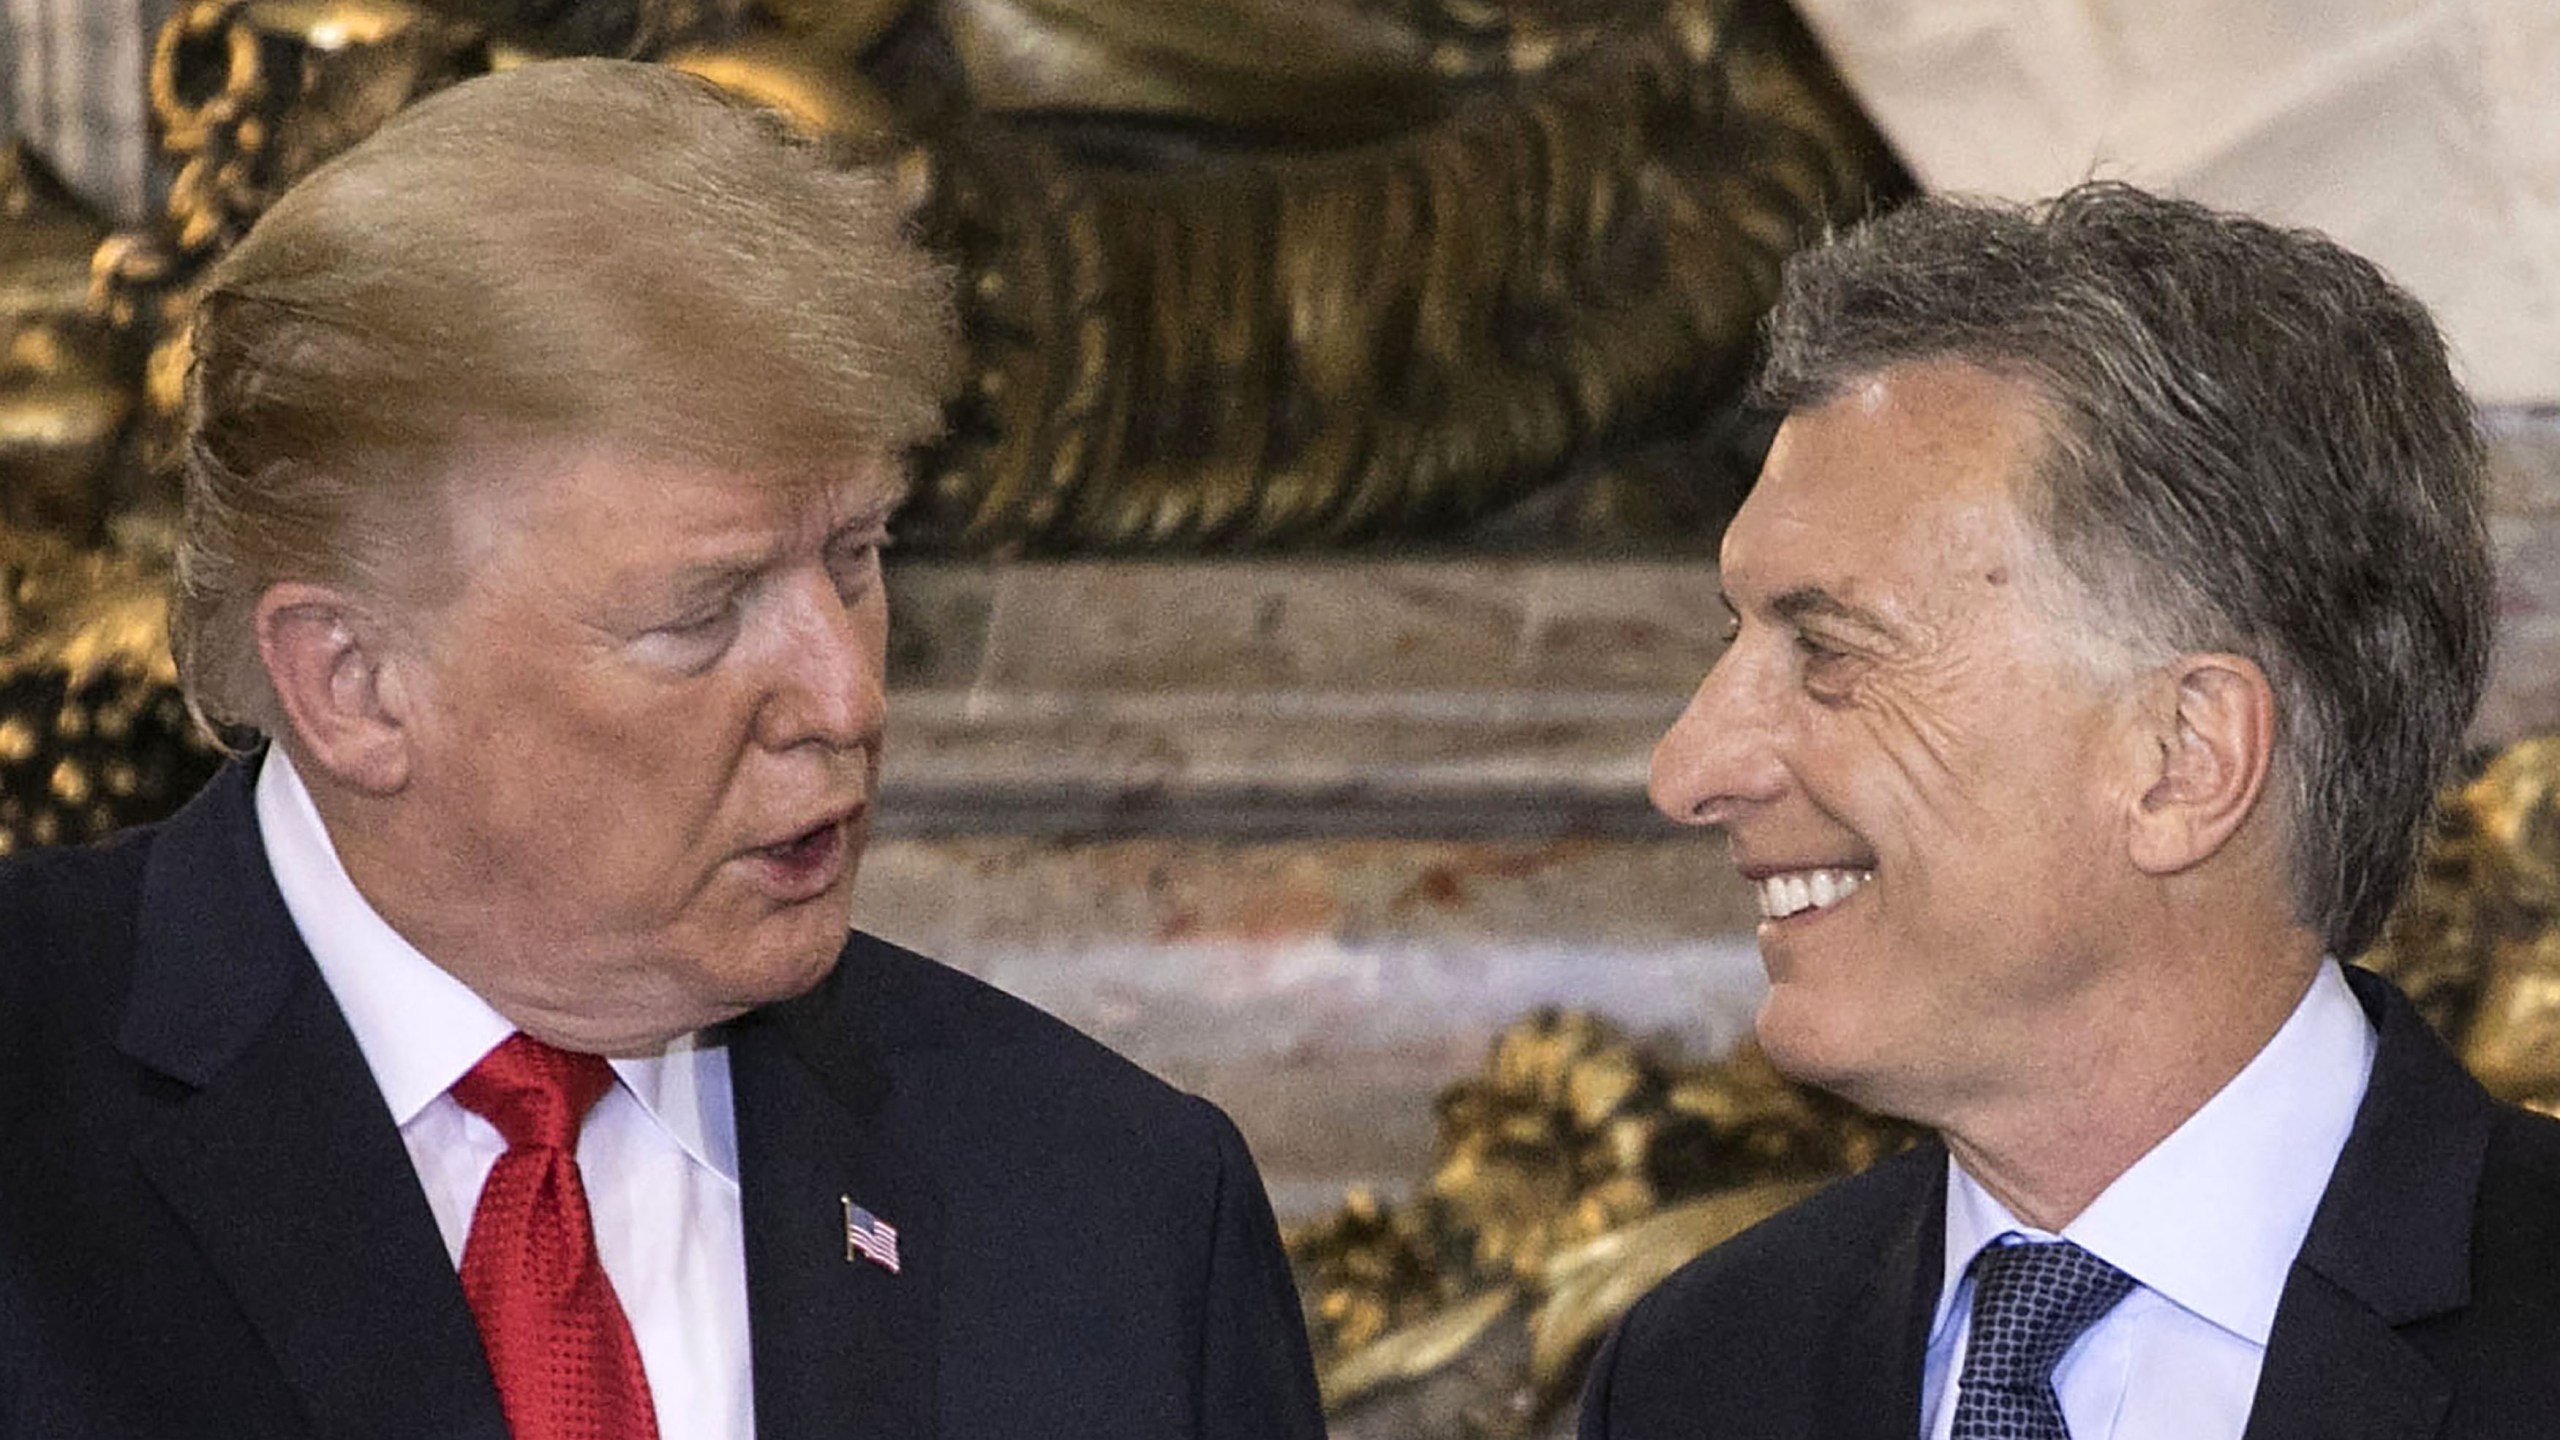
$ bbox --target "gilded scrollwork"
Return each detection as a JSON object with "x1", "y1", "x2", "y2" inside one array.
[
  {"x1": 904, "y1": 0, "x2": 1904, "y2": 550},
  {"x1": 1288, "y1": 1008, "x2": 1912, "y2": 1431},
  {"x1": 6, "y1": 0, "x2": 1907, "y2": 560},
  {"x1": 2364, "y1": 737, "x2": 2560, "y2": 1113},
  {"x1": 0, "y1": 525, "x2": 221, "y2": 854},
  {"x1": 2, "y1": 144, "x2": 138, "y2": 540}
]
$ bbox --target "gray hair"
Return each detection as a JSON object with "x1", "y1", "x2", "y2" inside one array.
[
  {"x1": 1753, "y1": 181, "x2": 2493, "y2": 959},
  {"x1": 176, "y1": 57, "x2": 957, "y2": 737}
]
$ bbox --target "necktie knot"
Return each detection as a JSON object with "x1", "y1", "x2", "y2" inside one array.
[
  {"x1": 452, "y1": 1033, "x2": 615, "y2": 1154},
  {"x1": 1952, "y1": 1239, "x2": 2137, "y2": 1439}
]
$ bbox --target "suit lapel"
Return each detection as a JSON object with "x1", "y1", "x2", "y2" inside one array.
[
  {"x1": 2242, "y1": 1271, "x2": 2449, "y2": 1440},
  {"x1": 2240, "y1": 967, "x2": 2482, "y2": 1440},
  {"x1": 1813, "y1": 1142, "x2": 1946, "y2": 1440},
  {"x1": 119, "y1": 762, "x2": 506, "y2": 1440},
  {"x1": 730, "y1": 952, "x2": 944, "y2": 1440}
]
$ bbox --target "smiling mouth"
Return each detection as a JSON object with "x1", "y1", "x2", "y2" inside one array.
[{"x1": 1753, "y1": 867, "x2": 1873, "y2": 921}]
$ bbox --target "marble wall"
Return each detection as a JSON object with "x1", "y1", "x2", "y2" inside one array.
[
  {"x1": 2485, "y1": 410, "x2": 2560, "y2": 740},
  {"x1": 855, "y1": 412, "x2": 2560, "y2": 1217},
  {"x1": 1789, "y1": 0, "x2": 2560, "y2": 409},
  {"x1": 856, "y1": 833, "x2": 1762, "y2": 1215},
  {"x1": 857, "y1": 559, "x2": 1760, "y2": 1214}
]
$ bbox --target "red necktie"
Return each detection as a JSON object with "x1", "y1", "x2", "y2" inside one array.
[{"x1": 451, "y1": 1033, "x2": 663, "y2": 1440}]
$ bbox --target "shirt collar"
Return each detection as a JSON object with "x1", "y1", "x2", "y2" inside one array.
[
  {"x1": 1933, "y1": 958, "x2": 2377, "y2": 1347},
  {"x1": 254, "y1": 748, "x2": 738, "y2": 1183}
]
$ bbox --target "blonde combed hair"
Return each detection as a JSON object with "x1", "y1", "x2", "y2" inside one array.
[{"x1": 176, "y1": 57, "x2": 957, "y2": 735}]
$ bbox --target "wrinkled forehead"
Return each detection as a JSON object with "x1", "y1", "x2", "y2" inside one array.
[
  {"x1": 432, "y1": 431, "x2": 908, "y2": 565},
  {"x1": 452, "y1": 428, "x2": 904, "y2": 503},
  {"x1": 1720, "y1": 361, "x2": 2060, "y2": 610}
]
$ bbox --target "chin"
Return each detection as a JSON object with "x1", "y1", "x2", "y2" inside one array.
[
  {"x1": 1757, "y1": 1004, "x2": 1952, "y2": 1131},
  {"x1": 1754, "y1": 986, "x2": 1882, "y2": 1106},
  {"x1": 736, "y1": 926, "x2": 849, "y2": 1008}
]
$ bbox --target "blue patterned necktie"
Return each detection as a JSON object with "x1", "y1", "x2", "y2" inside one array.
[{"x1": 1950, "y1": 1239, "x2": 2138, "y2": 1439}]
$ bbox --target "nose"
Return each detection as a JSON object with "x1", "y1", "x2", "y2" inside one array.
[
  {"x1": 755, "y1": 570, "x2": 887, "y2": 754},
  {"x1": 1649, "y1": 643, "x2": 1785, "y2": 826}
]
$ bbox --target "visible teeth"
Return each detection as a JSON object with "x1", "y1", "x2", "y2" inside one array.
[{"x1": 1755, "y1": 868, "x2": 1870, "y2": 920}]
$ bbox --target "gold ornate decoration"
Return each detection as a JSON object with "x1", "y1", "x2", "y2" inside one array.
[
  {"x1": 6, "y1": 0, "x2": 1906, "y2": 562},
  {"x1": 0, "y1": 144, "x2": 226, "y2": 852},
  {"x1": 1301, "y1": 737, "x2": 2560, "y2": 1430},
  {"x1": 1288, "y1": 1008, "x2": 1911, "y2": 1430},
  {"x1": 0, "y1": 526, "x2": 220, "y2": 854},
  {"x1": 1, "y1": 143, "x2": 137, "y2": 541},
  {"x1": 2364, "y1": 737, "x2": 2560, "y2": 1113},
  {"x1": 905, "y1": 0, "x2": 1904, "y2": 551}
]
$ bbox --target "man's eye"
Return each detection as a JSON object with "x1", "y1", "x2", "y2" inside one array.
[
  {"x1": 632, "y1": 594, "x2": 744, "y2": 672},
  {"x1": 828, "y1": 536, "x2": 887, "y2": 596},
  {"x1": 1793, "y1": 631, "x2": 1862, "y2": 702},
  {"x1": 654, "y1": 596, "x2": 746, "y2": 656},
  {"x1": 666, "y1": 603, "x2": 735, "y2": 637}
]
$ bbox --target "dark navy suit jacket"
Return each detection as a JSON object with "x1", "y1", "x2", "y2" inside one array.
[
  {"x1": 0, "y1": 760, "x2": 1326, "y2": 1439},
  {"x1": 1578, "y1": 966, "x2": 2560, "y2": 1439}
]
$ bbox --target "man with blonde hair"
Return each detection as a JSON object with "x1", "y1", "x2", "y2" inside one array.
[{"x1": 0, "y1": 58, "x2": 1322, "y2": 1439}]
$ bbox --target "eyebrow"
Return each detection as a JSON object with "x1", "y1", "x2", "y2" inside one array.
[
  {"x1": 1732, "y1": 584, "x2": 1904, "y2": 642},
  {"x1": 659, "y1": 558, "x2": 762, "y2": 613},
  {"x1": 857, "y1": 461, "x2": 915, "y2": 514},
  {"x1": 837, "y1": 492, "x2": 903, "y2": 537}
]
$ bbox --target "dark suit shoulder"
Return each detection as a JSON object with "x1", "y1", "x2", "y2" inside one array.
[
  {"x1": 840, "y1": 928, "x2": 1131, "y2": 1064},
  {"x1": 840, "y1": 928, "x2": 1223, "y2": 1139},
  {"x1": 1576, "y1": 1137, "x2": 1935, "y2": 1434},
  {"x1": 0, "y1": 826, "x2": 158, "y2": 1056},
  {"x1": 2473, "y1": 1098, "x2": 2560, "y2": 1288},
  {"x1": 1586, "y1": 1140, "x2": 1942, "y2": 1438},
  {"x1": 2439, "y1": 1099, "x2": 2560, "y2": 1389},
  {"x1": 0, "y1": 825, "x2": 154, "y2": 961},
  {"x1": 0, "y1": 825, "x2": 162, "y2": 1180},
  {"x1": 1619, "y1": 1141, "x2": 1938, "y2": 1352},
  {"x1": 2479, "y1": 1096, "x2": 2560, "y2": 1184},
  {"x1": 774, "y1": 932, "x2": 1325, "y2": 1438}
]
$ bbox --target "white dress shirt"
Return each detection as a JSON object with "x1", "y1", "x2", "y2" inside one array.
[
  {"x1": 256, "y1": 749, "x2": 754, "y2": 1440},
  {"x1": 1921, "y1": 959, "x2": 2377, "y2": 1440}
]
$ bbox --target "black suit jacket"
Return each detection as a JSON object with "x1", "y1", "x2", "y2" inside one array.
[
  {"x1": 1579, "y1": 966, "x2": 2560, "y2": 1439},
  {"x1": 0, "y1": 760, "x2": 1326, "y2": 1439}
]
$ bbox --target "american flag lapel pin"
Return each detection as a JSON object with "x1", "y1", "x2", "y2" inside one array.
[{"x1": 841, "y1": 1195, "x2": 901, "y2": 1274}]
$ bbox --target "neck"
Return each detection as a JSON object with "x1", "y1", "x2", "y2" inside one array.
[{"x1": 1940, "y1": 937, "x2": 2324, "y2": 1232}]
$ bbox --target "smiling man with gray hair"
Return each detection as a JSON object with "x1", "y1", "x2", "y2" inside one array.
[
  {"x1": 0, "y1": 57, "x2": 1322, "y2": 1439},
  {"x1": 1582, "y1": 183, "x2": 2560, "y2": 1438}
]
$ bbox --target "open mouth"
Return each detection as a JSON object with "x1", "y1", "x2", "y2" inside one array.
[
  {"x1": 745, "y1": 814, "x2": 855, "y2": 899},
  {"x1": 1753, "y1": 867, "x2": 1872, "y2": 921},
  {"x1": 762, "y1": 822, "x2": 839, "y2": 866}
]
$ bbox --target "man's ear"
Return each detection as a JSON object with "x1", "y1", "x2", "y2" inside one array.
[
  {"x1": 2127, "y1": 652, "x2": 2277, "y2": 876},
  {"x1": 254, "y1": 582, "x2": 416, "y2": 795}
]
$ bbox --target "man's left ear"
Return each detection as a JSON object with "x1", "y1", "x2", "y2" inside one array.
[{"x1": 2127, "y1": 653, "x2": 2277, "y2": 876}]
